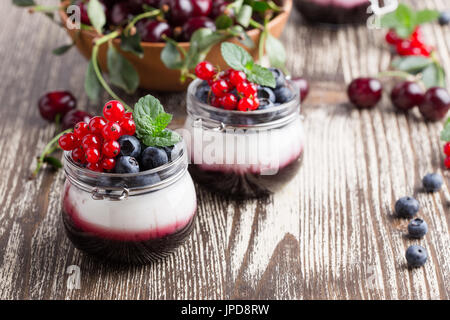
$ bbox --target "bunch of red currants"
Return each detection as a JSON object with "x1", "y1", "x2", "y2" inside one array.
[
  {"x1": 195, "y1": 61, "x2": 260, "y2": 111},
  {"x1": 385, "y1": 27, "x2": 433, "y2": 57},
  {"x1": 58, "y1": 101, "x2": 136, "y2": 172}
]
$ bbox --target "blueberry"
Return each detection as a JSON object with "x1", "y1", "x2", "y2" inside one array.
[
  {"x1": 114, "y1": 156, "x2": 140, "y2": 173},
  {"x1": 408, "y1": 218, "x2": 428, "y2": 238},
  {"x1": 422, "y1": 173, "x2": 443, "y2": 192},
  {"x1": 274, "y1": 86, "x2": 294, "y2": 104},
  {"x1": 141, "y1": 146, "x2": 169, "y2": 170},
  {"x1": 395, "y1": 196, "x2": 419, "y2": 219},
  {"x1": 162, "y1": 143, "x2": 182, "y2": 161},
  {"x1": 269, "y1": 67, "x2": 286, "y2": 88},
  {"x1": 257, "y1": 86, "x2": 276, "y2": 103},
  {"x1": 258, "y1": 98, "x2": 275, "y2": 110},
  {"x1": 195, "y1": 80, "x2": 210, "y2": 103},
  {"x1": 439, "y1": 11, "x2": 450, "y2": 25},
  {"x1": 405, "y1": 245, "x2": 428, "y2": 268},
  {"x1": 125, "y1": 173, "x2": 161, "y2": 187},
  {"x1": 117, "y1": 135, "x2": 141, "y2": 158}
]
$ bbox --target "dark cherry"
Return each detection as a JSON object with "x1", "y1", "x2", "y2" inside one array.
[
  {"x1": 110, "y1": 2, "x2": 134, "y2": 26},
  {"x1": 291, "y1": 77, "x2": 309, "y2": 102},
  {"x1": 137, "y1": 20, "x2": 172, "y2": 42},
  {"x1": 61, "y1": 110, "x2": 93, "y2": 131},
  {"x1": 347, "y1": 77, "x2": 382, "y2": 109},
  {"x1": 182, "y1": 16, "x2": 216, "y2": 41},
  {"x1": 76, "y1": 0, "x2": 91, "y2": 25},
  {"x1": 38, "y1": 91, "x2": 77, "y2": 122},
  {"x1": 419, "y1": 87, "x2": 450, "y2": 121},
  {"x1": 168, "y1": 0, "x2": 212, "y2": 26},
  {"x1": 210, "y1": 0, "x2": 229, "y2": 19},
  {"x1": 390, "y1": 81, "x2": 424, "y2": 111},
  {"x1": 192, "y1": 0, "x2": 212, "y2": 17}
]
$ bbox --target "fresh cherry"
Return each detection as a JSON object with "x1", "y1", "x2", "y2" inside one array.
[
  {"x1": 102, "y1": 122, "x2": 122, "y2": 141},
  {"x1": 168, "y1": 0, "x2": 212, "y2": 25},
  {"x1": 347, "y1": 77, "x2": 382, "y2": 109},
  {"x1": 110, "y1": 2, "x2": 133, "y2": 26},
  {"x1": 182, "y1": 16, "x2": 215, "y2": 41},
  {"x1": 62, "y1": 110, "x2": 92, "y2": 130},
  {"x1": 58, "y1": 133, "x2": 79, "y2": 151},
  {"x1": 103, "y1": 100, "x2": 125, "y2": 121},
  {"x1": 390, "y1": 81, "x2": 424, "y2": 111},
  {"x1": 419, "y1": 87, "x2": 450, "y2": 121},
  {"x1": 210, "y1": 0, "x2": 229, "y2": 19},
  {"x1": 102, "y1": 140, "x2": 121, "y2": 158},
  {"x1": 195, "y1": 61, "x2": 216, "y2": 80},
  {"x1": 38, "y1": 91, "x2": 76, "y2": 122},
  {"x1": 137, "y1": 20, "x2": 172, "y2": 42},
  {"x1": 192, "y1": 0, "x2": 212, "y2": 16},
  {"x1": 291, "y1": 77, "x2": 309, "y2": 102},
  {"x1": 89, "y1": 116, "x2": 107, "y2": 135}
]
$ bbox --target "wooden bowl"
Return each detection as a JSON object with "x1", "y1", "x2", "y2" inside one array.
[{"x1": 59, "y1": 0, "x2": 293, "y2": 92}]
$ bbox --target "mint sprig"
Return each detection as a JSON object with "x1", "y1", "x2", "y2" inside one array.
[
  {"x1": 221, "y1": 42, "x2": 276, "y2": 88},
  {"x1": 380, "y1": 4, "x2": 439, "y2": 39},
  {"x1": 133, "y1": 95, "x2": 181, "y2": 147},
  {"x1": 441, "y1": 118, "x2": 450, "y2": 142}
]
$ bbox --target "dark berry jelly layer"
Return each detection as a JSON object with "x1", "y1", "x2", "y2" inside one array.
[
  {"x1": 189, "y1": 154, "x2": 303, "y2": 199},
  {"x1": 62, "y1": 211, "x2": 195, "y2": 265},
  {"x1": 294, "y1": 0, "x2": 370, "y2": 25}
]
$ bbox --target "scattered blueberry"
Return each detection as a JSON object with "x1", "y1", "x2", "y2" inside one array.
[
  {"x1": 258, "y1": 98, "x2": 275, "y2": 110},
  {"x1": 408, "y1": 218, "x2": 428, "y2": 238},
  {"x1": 269, "y1": 67, "x2": 286, "y2": 88},
  {"x1": 395, "y1": 196, "x2": 419, "y2": 218},
  {"x1": 114, "y1": 156, "x2": 140, "y2": 174},
  {"x1": 422, "y1": 173, "x2": 443, "y2": 192},
  {"x1": 141, "y1": 146, "x2": 169, "y2": 170},
  {"x1": 117, "y1": 135, "x2": 141, "y2": 158},
  {"x1": 195, "y1": 80, "x2": 210, "y2": 103},
  {"x1": 257, "y1": 86, "x2": 276, "y2": 103},
  {"x1": 162, "y1": 143, "x2": 182, "y2": 161},
  {"x1": 405, "y1": 245, "x2": 428, "y2": 267},
  {"x1": 274, "y1": 86, "x2": 294, "y2": 104},
  {"x1": 439, "y1": 11, "x2": 450, "y2": 25}
]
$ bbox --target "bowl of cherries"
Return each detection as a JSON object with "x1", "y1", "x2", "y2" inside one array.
[{"x1": 59, "y1": 0, "x2": 293, "y2": 91}]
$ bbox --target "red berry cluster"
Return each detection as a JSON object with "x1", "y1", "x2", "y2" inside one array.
[
  {"x1": 443, "y1": 143, "x2": 450, "y2": 169},
  {"x1": 58, "y1": 101, "x2": 136, "y2": 172},
  {"x1": 195, "y1": 61, "x2": 260, "y2": 111},
  {"x1": 385, "y1": 27, "x2": 433, "y2": 57}
]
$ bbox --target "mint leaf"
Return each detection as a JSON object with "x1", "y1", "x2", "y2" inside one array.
[
  {"x1": 52, "y1": 43, "x2": 74, "y2": 56},
  {"x1": 85, "y1": 59, "x2": 102, "y2": 102},
  {"x1": 265, "y1": 34, "x2": 286, "y2": 73},
  {"x1": 236, "y1": 4, "x2": 253, "y2": 28},
  {"x1": 441, "y1": 120, "x2": 450, "y2": 141},
  {"x1": 88, "y1": 0, "x2": 106, "y2": 34},
  {"x1": 133, "y1": 95, "x2": 180, "y2": 147},
  {"x1": 415, "y1": 9, "x2": 440, "y2": 25},
  {"x1": 13, "y1": 0, "x2": 35, "y2": 7},
  {"x1": 422, "y1": 63, "x2": 446, "y2": 89},
  {"x1": 43, "y1": 156, "x2": 62, "y2": 169},
  {"x1": 107, "y1": 45, "x2": 139, "y2": 94},
  {"x1": 247, "y1": 64, "x2": 276, "y2": 88},
  {"x1": 391, "y1": 56, "x2": 432, "y2": 73},
  {"x1": 161, "y1": 41, "x2": 184, "y2": 69},
  {"x1": 221, "y1": 42, "x2": 253, "y2": 72},
  {"x1": 120, "y1": 33, "x2": 144, "y2": 58}
]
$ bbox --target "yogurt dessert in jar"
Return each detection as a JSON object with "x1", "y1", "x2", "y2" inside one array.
[
  {"x1": 59, "y1": 96, "x2": 196, "y2": 264},
  {"x1": 183, "y1": 43, "x2": 305, "y2": 198}
]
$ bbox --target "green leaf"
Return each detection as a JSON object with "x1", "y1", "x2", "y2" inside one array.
[
  {"x1": 52, "y1": 43, "x2": 74, "y2": 56},
  {"x1": 252, "y1": 1, "x2": 270, "y2": 12},
  {"x1": 391, "y1": 56, "x2": 433, "y2": 73},
  {"x1": 415, "y1": 9, "x2": 440, "y2": 25},
  {"x1": 237, "y1": 4, "x2": 253, "y2": 28},
  {"x1": 120, "y1": 33, "x2": 144, "y2": 58},
  {"x1": 422, "y1": 63, "x2": 446, "y2": 89},
  {"x1": 161, "y1": 41, "x2": 184, "y2": 69},
  {"x1": 88, "y1": 0, "x2": 106, "y2": 34},
  {"x1": 247, "y1": 64, "x2": 276, "y2": 88},
  {"x1": 43, "y1": 156, "x2": 62, "y2": 169},
  {"x1": 107, "y1": 45, "x2": 139, "y2": 94},
  {"x1": 265, "y1": 34, "x2": 286, "y2": 72},
  {"x1": 215, "y1": 14, "x2": 234, "y2": 30},
  {"x1": 441, "y1": 120, "x2": 450, "y2": 141},
  {"x1": 12, "y1": 0, "x2": 35, "y2": 6},
  {"x1": 85, "y1": 59, "x2": 102, "y2": 102},
  {"x1": 221, "y1": 42, "x2": 254, "y2": 72},
  {"x1": 133, "y1": 95, "x2": 180, "y2": 147},
  {"x1": 230, "y1": 25, "x2": 254, "y2": 48},
  {"x1": 380, "y1": 11, "x2": 399, "y2": 29}
]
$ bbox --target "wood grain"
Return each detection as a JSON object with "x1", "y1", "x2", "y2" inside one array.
[{"x1": 0, "y1": 0, "x2": 449, "y2": 300}]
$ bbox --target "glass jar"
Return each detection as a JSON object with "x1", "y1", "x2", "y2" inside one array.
[
  {"x1": 61, "y1": 142, "x2": 197, "y2": 264},
  {"x1": 294, "y1": 0, "x2": 370, "y2": 25},
  {"x1": 183, "y1": 79, "x2": 305, "y2": 199}
]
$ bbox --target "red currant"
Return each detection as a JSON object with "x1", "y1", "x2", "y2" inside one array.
[
  {"x1": 58, "y1": 133, "x2": 79, "y2": 151},
  {"x1": 102, "y1": 140, "x2": 121, "y2": 158},
  {"x1": 124, "y1": 112, "x2": 133, "y2": 119},
  {"x1": 210, "y1": 95, "x2": 221, "y2": 108},
  {"x1": 86, "y1": 162, "x2": 102, "y2": 172},
  {"x1": 237, "y1": 97, "x2": 256, "y2": 111},
  {"x1": 81, "y1": 134, "x2": 102, "y2": 150},
  {"x1": 103, "y1": 100, "x2": 125, "y2": 122},
  {"x1": 101, "y1": 158, "x2": 116, "y2": 171},
  {"x1": 385, "y1": 29, "x2": 401, "y2": 45},
  {"x1": 102, "y1": 122, "x2": 122, "y2": 141},
  {"x1": 253, "y1": 97, "x2": 260, "y2": 109},
  {"x1": 444, "y1": 142, "x2": 450, "y2": 156},
  {"x1": 445, "y1": 156, "x2": 450, "y2": 169},
  {"x1": 71, "y1": 147, "x2": 86, "y2": 164},
  {"x1": 211, "y1": 79, "x2": 230, "y2": 97},
  {"x1": 411, "y1": 27, "x2": 424, "y2": 44},
  {"x1": 62, "y1": 110, "x2": 92, "y2": 131},
  {"x1": 119, "y1": 118, "x2": 136, "y2": 136},
  {"x1": 195, "y1": 61, "x2": 216, "y2": 80},
  {"x1": 89, "y1": 116, "x2": 107, "y2": 135},
  {"x1": 73, "y1": 122, "x2": 90, "y2": 139},
  {"x1": 229, "y1": 70, "x2": 247, "y2": 86},
  {"x1": 236, "y1": 81, "x2": 256, "y2": 97},
  {"x1": 220, "y1": 93, "x2": 238, "y2": 110},
  {"x1": 85, "y1": 148, "x2": 101, "y2": 164}
]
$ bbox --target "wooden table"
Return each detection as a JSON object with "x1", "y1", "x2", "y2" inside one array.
[{"x1": 1, "y1": 0, "x2": 449, "y2": 300}]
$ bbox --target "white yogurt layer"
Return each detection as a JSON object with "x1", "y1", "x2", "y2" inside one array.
[
  {"x1": 64, "y1": 172, "x2": 197, "y2": 236},
  {"x1": 183, "y1": 116, "x2": 304, "y2": 175}
]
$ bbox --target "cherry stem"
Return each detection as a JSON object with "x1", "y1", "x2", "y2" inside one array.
[
  {"x1": 29, "y1": 5, "x2": 60, "y2": 13},
  {"x1": 31, "y1": 129, "x2": 72, "y2": 179},
  {"x1": 377, "y1": 70, "x2": 417, "y2": 80},
  {"x1": 124, "y1": 9, "x2": 161, "y2": 36}
]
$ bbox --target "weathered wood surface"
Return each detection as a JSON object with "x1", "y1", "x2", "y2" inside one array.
[{"x1": 0, "y1": 0, "x2": 449, "y2": 300}]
